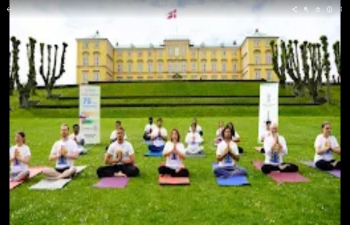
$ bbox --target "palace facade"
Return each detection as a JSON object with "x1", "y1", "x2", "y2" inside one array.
[{"x1": 76, "y1": 30, "x2": 278, "y2": 83}]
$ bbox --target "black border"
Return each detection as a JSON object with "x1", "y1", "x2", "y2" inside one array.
[
  {"x1": 7, "y1": 2, "x2": 11, "y2": 224},
  {"x1": 340, "y1": 3, "x2": 344, "y2": 224}
]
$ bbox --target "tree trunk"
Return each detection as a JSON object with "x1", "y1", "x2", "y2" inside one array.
[
  {"x1": 19, "y1": 92, "x2": 30, "y2": 108},
  {"x1": 46, "y1": 87, "x2": 52, "y2": 98},
  {"x1": 326, "y1": 77, "x2": 331, "y2": 103}
]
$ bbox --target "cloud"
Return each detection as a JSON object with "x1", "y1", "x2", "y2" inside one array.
[{"x1": 10, "y1": 0, "x2": 340, "y2": 85}]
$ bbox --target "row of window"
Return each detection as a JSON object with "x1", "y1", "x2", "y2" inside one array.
[{"x1": 254, "y1": 70, "x2": 273, "y2": 80}]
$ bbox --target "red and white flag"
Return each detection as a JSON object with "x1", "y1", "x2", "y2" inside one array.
[{"x1": 167, "y1": 9, "x2": 177, "y2": 19}]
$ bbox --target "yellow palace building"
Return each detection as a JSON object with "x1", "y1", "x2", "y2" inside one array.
[{"x1": 76, "y1": 29, "x2": 278, "y2": 83}]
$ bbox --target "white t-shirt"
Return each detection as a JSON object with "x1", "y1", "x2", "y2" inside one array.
[
  {"x1": 163, "y1": 142, "x2": 186, "y2": 169},
  {"x1": 10, "y1": 144, "x2": 31, "y2": 173},
  {"x1": 216, "y1": 127, "x2": 224, "y2": 139},
  {"x1": 263, "y1": 135, "x2": 288, "y2": 165},
  {"x1": 151, "y1": 127, "x2": 167, "y2": 147},
  {"x1": 260, "y1": 130, "x2": 271, "y2": 142},
  {"x1": 185, "y1": 132, "x2": 203, "y2": 149},
  {"x1": 110, "y1": 130, "x2": 127, "y2": 140},
  {"x1": 51, "y1": 139, "x2": 79, "y2": 169},
  {"x1": 107, "y1": 141, "x2": 134, "y2": 165},
  {"x1": 314, "y1": 134, "x2": 339, "y2": 162},
  {"x1": 144, "y1": 124, "x2": 157, "y2": 134},
  {"x1": 216, "y1": 141, "x2": 239, "y2": 166},
  {"x1": 188, "y1": 124, "x2": 202, "y2": 133},
  {"x1": 69, "y1": 133, "x2": 85, "y2": 146}
]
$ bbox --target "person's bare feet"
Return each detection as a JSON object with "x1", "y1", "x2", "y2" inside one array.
[
  {"x1": 279, "y1": 164, "x2": 288, "y2": 170},
  {"x1": 114, "y1": 172, "x2": 126, "y2": 177},
  {"x1": 331, "y1": 161, "x2": 338, "y2": 167}
]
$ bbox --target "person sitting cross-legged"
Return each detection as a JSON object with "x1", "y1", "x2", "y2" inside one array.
[
  {"x1": 215, "y1": 121, "x2": 224, "y2": 145},
  {"x1": 261, "y1": 123, "x2": 299, "y2": 174},
  {"x1": 106, "y1": 120, "x2": 128, "y2": 150},
  {"x1": 42, "y1": 124, "x2": 79, "y2": 179},
  {"x1": 188, "y1": 118, "x2": 203, "y2": 136},
  {"x1": 149, "y1": 118, "x2": 167, "y2": 152},
  {"x1": 227, "y1": 122, "x2": 243, "y2": 154},
  {"x1": 213, "y1": 126, "x2": 248, "y2": 178},
  {"x1": 314, "y1": 121, "x2": 340, "y2": 171},
  {"x1": 97, "y1": 126, "x2": 139, "y2": 178},
  {"x1": 69, "y1": 124, "x2": 86, "y2": 155},
  {"x1": 158, "y1": 129, "x2": 189, "y2": 177},
  {"x1": 258, "y1": 120, "x2": 271, "y2": 153},
  {"x1": 143, "y1": 117, "x2": 157, "y2": 141},
  {"x1": 185, "y1": 123, "x2": 204, "y2": 154},
  {"x1": 9, "y1": 132, "x2": 31, "y2": 182}
]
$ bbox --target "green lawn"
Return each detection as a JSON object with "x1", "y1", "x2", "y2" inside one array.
[{"x1": 10, "y1": 117, "x2": 340, "y2": 225}]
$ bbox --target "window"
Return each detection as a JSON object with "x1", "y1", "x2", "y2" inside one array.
[
  {"x1": 254, "y1": 40, "x2": 260, "y2": 47},
  {"x1": 175, "y1": 63, "x2": 179, "y2": 72},
  {"x1": 182, "y1": 62, "x2": 186, "y2": 72},
  {"x1": 158, "y1": 63, "x2": 163, "y2": 72},
  {"x1": 94, "y1": 41, "x2": 99, "y2": 48},
  {"x1": 148, "y1": 51, "x2": 152, "y2": 57},
  {"x1": 255, "y1": 70, "x2": 261, "y2": 79},
  {"x1": 82, "y1": 72, "x2": 88, "y2": 83},
  {"x1": 201, "y1": 51, "x2": 205, "y2": 57},
  {"x1": 138, "y1": 62, "x2": 142, "y2": 72},
  {"x1": 84, "y1": 42, "x2": 88, "y2": 49},
  {"x1": 191, "y1": 50, "x2": 196, "y2": 58},
  {"x1": 83, "y1": 55, "x2": 88, "y2": 66},
  {"x1": 148, "y1": 63, "x2": 152, "y2": 72},
  {"x1": 182, "y1": 47, "x2": 186, "y2": 56},
  {"x1": 202, "y1": 63, "x2": 206, "y2": 72},
  {"x1": 212, "y1": 51, "x2": 216, "y2": 57},
  {"x1": 158, "y1": 50, "x2": 163, "y2": 57},
  {"x1": 93, "y1": 72, "x2": 99, "y2": 81},
  {"x1": 127, "y1": 76, "x2": 133, "y2": 81},
  {"x1": 168, "y1": 47, "x2": 173, "y2": 56},
  {"x1": 266, "y1": 40, "x2": 270, "y2": 47},
  {"x1": 117, "y1": 63, "x2": 122, "y2": 73},
  {"x1": 118, "y1": 51, "x2": 122, "y2": 57},
  {"x1": 222, "y1": 63, "x2": 226, "y2": 72},
  {"x1": 232, "y1": 50, "x2": 236, "y2": 56},
  {"x1": 175, "y1": 47, "x2": 179, "y2": 56},
  {"x1": 137, "y1": 76, "x2": 143, "y2": 81},
  {"x1": 192, "y1": 63, "x2": 196, "y2": 72},
  {"x1": 211, "y1": 62, "x2": 216, "y2": 72},
  {"x1": 93, "y1": 54, "x2": 99, "y2": 66},
  {"x1": 191, "y1": 75, "x2": 197, "y2": 79},
  {"x1": 138, "y1": 52, "x2": 142, "y2": 57},
  {"x1": 266, "y1": 52, "x2": 272, "y2": 64},
  {"x1": 128, "y1": 51, "x2": 132, "y2": 57},
  {"x1": 157, "y1": 76, "x2": 163, "y2": 80},
  {"x1": 128, "y1": 63, "x2": 132, "y2": 73},
  {"x1": 267, "y1": 70, "x2": 272, "y2": 80},
  {"x1": 212, "y1": 75, "x2": 218, "y2": 80},
  {"x1": 222, "y1": 51, "x2": 226, "y2": 57},
  {"x1": 168, "y1": 63, "x2": 172, "y2": 73},
  {"x1": 254, "y1": 53, "x2": 260, "y2": 64},
  {"x1": 148, "y1": 76, "x2": 153, "y2": 80},
  {"x1": 233, "y1": 63, "x2": 237, "y2": 72},
  {"x1": 221, "y1": 75, "x2": 227, "y2": 80}
]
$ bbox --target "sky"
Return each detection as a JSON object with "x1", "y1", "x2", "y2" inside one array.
[{"x1": 10, "y1": 0, "x2": 340, "y2": 85}]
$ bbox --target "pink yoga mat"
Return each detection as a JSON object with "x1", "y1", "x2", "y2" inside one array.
[
  {"x1": 10, "y1": 167, "x2": 44, "y2": 190},
  {"x1": 93, "y1": 177, "x2": 129, "y2": 188},
  {"x1": 252, "y1": 161, "x2": 309, "y2": 183},
  {"x1": 301, "y1": 161, "x2": 340, "y2": 178}
]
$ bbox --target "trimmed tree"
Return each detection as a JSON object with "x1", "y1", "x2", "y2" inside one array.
[
  {"x1": 333, "y1": 41, "x2": 340, "y2": 77},
  {"x1": 306, "y1": 43, "x2": 324, "y2": 103},
  {"x1": 9, "y1": 52, "x2": 14, "y2": 95},
  {"x1": 320, "y1": 35, "x2": 331, "y2": 103},
  {"x1": 39, "y1": 42, "x2": 68, "y2": 98},
  {"x1": 270, "y1": 40, "x2": 287, "y2": 88}
]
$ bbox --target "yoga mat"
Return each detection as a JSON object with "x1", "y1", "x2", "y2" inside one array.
[
  {"x1": 29, "y1": 165, "x2": 87, "y2": 190},
  {"x1": 144, "y1": 150, "x2": 162, "y2": 157},
  {"x1": 158, "y1": 175, "x2": 190, "y2": 185},
  {"x1": 211, "y1": 163, "x2": 250, "y2": 186},
  {"x1": 186, "y1": 151, "x2": 205, "y2": 158},
  {"x1": 301, "y1": 161, "x2": 340, "y2": 178},
  {"x1": 10, "y1": 166, "x2": 44, "y2": 190},
  {"x1": 252, "y1": 161, "x2": 309, "y2": 183},
  {"x1": 94, "y1": 177, "x2": 129, "y2": 188}
]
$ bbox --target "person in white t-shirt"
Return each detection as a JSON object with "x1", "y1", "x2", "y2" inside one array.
[
  {"x1": 97, "y1": 126, "x2": 139, "y2": 177},
  {"x1": 42, "y1": 124, "x2": 80, "y2": 179},
  {"x1": 9, "y1": 132, "x2": 31, "y2": 182},
  {"x1": 106, "y1": 120, "x2": 128, "y2": 150},
  {"x1": 261, "y1": 123, "x2": 298, "y2": 174},
  {"x1": 188, "y1": 118, "x2": 203, "y2": 136},
  {"x1": 257, "y1": 120, "x2": 271, "y2": 153},
  {"x1": 158, "y1": 129, "x2": 189, "y2": 177},
  {"x1": 185, "y1": 123, "x2": 204, "y2": 154},
  {"x1": 149, "y1": 118, "x2": 168, "y2": 152},
  {"x1": 215, "y1": 121, "x2": 224, "y2": 145},
  {"x1": 314, "y1": 121, "x2": 340, "y2": 170},
  {"x1": 227, "y1": 122, "x2": 243, "y2": 153},
  {"x1": 143, "y1": 117, "x2": 157, "y2": 141},
  {"x1": 69, "y1": 124, "x2": 86, "y2": 155},
  {"x1": 213, "y1": 126, "x2": 247, "y2": 178}
]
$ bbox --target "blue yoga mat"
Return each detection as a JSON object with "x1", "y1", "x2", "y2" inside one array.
[
  {"x1": 212, "y1": 163, "x2": 250, "y2": 186},
  {"x1": 144, "y1": 150, "x2": 163, "y2": 157}
]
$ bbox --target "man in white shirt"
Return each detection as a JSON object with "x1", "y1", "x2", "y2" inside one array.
[
  {"x1": 314, "y1": 121, "x2": 340, "y2": 170},
  {"x1": 143, "y1": 117, "x2": 157, "y2": 141},
  {"x1": 69, "y1": 124, "x2": 86, "y2": 155},
  {"x1": 261, "y1": 123, "x2": 299, "y2": 174},
  {"x1": 258, "y1": 120, "x2": 271, "y2": 153},
  {"x1": 149, "y1": 118, "x2": 168, "y2": 152},
  {"x1": 9, "y1": 132, "x2": 31, "y2": 182},
  {"x1": 185, "y1": 123, "x2": 204, "y2": 154},
  {"x1": 106, "y1": 120, "x2": 128, "y2": 150},
  {"x1": 158, "y1": 129, "x2": 189, "y2": 177},
  {"x1": 213, "y1": 126, "x2": 247, "y2": 178},
  {"x1": 42, "y1": 124, "x2": 80, "y2": 179},
  {"x1": 188, "y1": 118, "x2": 203, "y2": 136},
  {"x1": 215, "y1": 121, "x2": 224, "y2": 145},
  {"x1": 97, "y1": 126, "x2": 139, "y2": 177}
]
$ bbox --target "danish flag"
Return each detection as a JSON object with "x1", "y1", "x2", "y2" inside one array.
[{"x1": 167, "y1": 9, "x2": 177, "y2": 19}]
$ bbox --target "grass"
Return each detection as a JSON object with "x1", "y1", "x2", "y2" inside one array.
[{"x1": 10, "y1": 117, "x2": 340, "y2": 225}]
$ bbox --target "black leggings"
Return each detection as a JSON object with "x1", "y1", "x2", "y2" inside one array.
[
  {"x1": 96, "y1": 164, "x2": 140, "y2": 178},
  {"x1": 315, "y1": 159, "x2": 340, "y2": 171},
  {"x1": 158, "y1": 165, "x2": 189, "y2": 177},
  {"x1": 260, "y1": 148, "x2": 265, "y2": 153},
  {"x1": 238, "y1": 146, "x2": 243, "y2": 154},
  {"x1": 261, "y1": 163, "x2": 299, "y2": 174},
  {"x1": 143, "y1": 133, "x2": 151, "y2": 141}
]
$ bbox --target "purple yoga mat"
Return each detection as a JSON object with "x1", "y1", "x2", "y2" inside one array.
[
  {"x1": 301, "y1": 161, "x2": 340, "y2": 178},
  {"x1": 94, "y1": 177, "x2": 129, "y2": 188}
]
